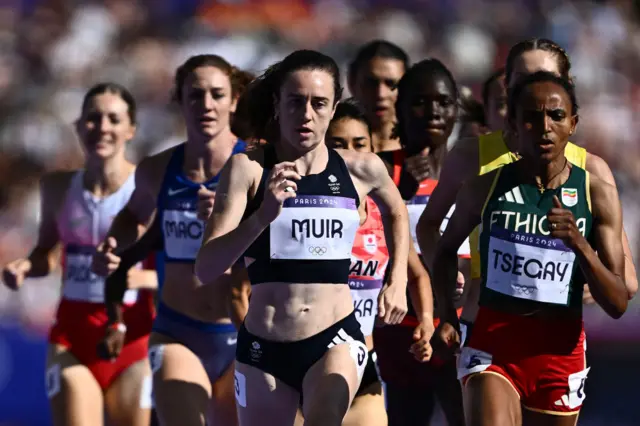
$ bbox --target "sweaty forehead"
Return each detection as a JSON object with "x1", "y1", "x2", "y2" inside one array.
[
  {"x1": 362, "y1": 57, "x2": 405, "y2": 79},
  {"x1": 86, "y1": 92, "x2": 130, "y2": 115},
  {"x1": 186, "y1": 66, "x2": 231, "y2": 90},
  {"x1": 521, "y1": 82, "x2": 569, "y2": 109},
  {"x1": 330, "y1": 118, "x2": 370, "y2": 138},
  {"x1": 281, "y1": 69, "x2": 335, "y2": 99}
]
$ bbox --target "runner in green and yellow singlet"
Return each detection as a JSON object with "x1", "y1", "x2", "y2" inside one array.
[
  {"x1": 433, "y1": 72, "x2": 628, "y2": 426},
  {"x1": 417, "y1": 39, "x2": 637, "y2": 347}
]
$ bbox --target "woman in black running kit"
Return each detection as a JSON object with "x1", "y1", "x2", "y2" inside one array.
[
  {"x1": 196, "y1": 50, "x2": 413, "y2": 426},
  {"x1": 374, "y1": 58, "x2": 466, "y2": 426}
]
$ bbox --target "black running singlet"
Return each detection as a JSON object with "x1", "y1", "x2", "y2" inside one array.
[{"x1": 243, "y1": 146, "x2": 361, "y2": 285}]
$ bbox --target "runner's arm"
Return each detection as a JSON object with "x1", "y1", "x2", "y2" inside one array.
[
  {"x1": 359, "y1": 153, "x2": 410, "y2": 286},
  {"x1": 6, "y1": 173, "x2": 72, "y2": 278},
  {"x1": 586, "y1": 153, "x2": 637, "y2": 299},
  {"x1": 24, "y1": 175, "x2": 66, "y2": 276},
  {"x1": 433, "y1": 173, "x2": 488, "y2": 325},
  {"x1": 104, "y1": 160, "x2": 158, "y2": 251},
  {"x1": 104, "y1": 194, "x2": 162, "y2": 324},
  {"x1": 196, "y1": 154, "x2": 262, "y2": 285},
  {"x1": 407, "y1": 244, "x2": 434, "y2": 323},
  {"x1": 577, "y1": 178, "x2": 627, "y2": 319},
  {"x1": 417, "y1": 139, "x2": 478, "y2": 269}
]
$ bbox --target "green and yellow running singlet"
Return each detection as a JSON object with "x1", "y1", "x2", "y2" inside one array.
[
  {"x1": 469, "y1": 131, "x2": 587, "y2": 280},
  {"x1": 478, "y1": 162, "x2": 592, "y2": 311}
]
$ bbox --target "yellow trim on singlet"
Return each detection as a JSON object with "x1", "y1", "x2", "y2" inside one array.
[
  {"x1": 481, "y1": 168, "x2": 502, "y2": 218},
  {"x1": 478, "y1": 131, "x2": 518, "y2": 175},
  {"x1": 469, "y1": 131, "x2": 589, "y2": 279},
  {"x1": 585, "y1": 171, "x2": 592, "y2": 213}
]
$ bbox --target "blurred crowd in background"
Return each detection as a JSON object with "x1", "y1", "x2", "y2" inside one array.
[{"x1": 1, "y1": 0, "x2": 640, "y2": 424}]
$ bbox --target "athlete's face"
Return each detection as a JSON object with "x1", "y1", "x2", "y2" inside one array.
[
  {"x1": 351, "y1": 57, "x2": 405, "y2": 128},
  {"x1": 326, "y1": 118, "x2": 372, "y2": 153},
  {"x1": 486, "y1": 75, "x2": 507, "y2": 131},
  {"x1": 509, "y1": 50, "x2": 561, "y2": 88},
  {"x1": 181, "y1": 66, "x2": 237, "y2": 140},
  {"x1": 398, "y1": 73, "x2": 457, "y2": 153},
  {"x1": 513, "y1": 81, "x2": 577, "y2": 164},
  {"x1": 77, "y1": 92, "x2": 135, "y2": 159},
  {"x1": 277, "y1": 69, "x2": 336, "y2": 152}
]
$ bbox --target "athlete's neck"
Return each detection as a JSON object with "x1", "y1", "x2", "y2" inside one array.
[
  {"x1": 429, "y1": 143, "x2": 448, "y2": 180},
  {"x1": 274, "y1": 140, "x2": 329, "y2": 176},
  {"x1": 372, "y1": 121, "x2": 400, "y2": 153},
  {"x1": 522, "y1": 155, "x2": 570, "y2": 190},
  {"x1": 183, "y1": 127, "x2": 237, "y2": 182},
  {"x1": 83, "y1": 156, "x2": 134, "y2": 198}
]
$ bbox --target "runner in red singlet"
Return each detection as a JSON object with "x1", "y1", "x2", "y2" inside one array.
[{"x1": 2, "y1": 83, "x2": 156, "y2": 426}]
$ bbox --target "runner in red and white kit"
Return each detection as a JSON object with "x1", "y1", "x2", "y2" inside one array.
[
  {"x1": 325, "y1": 98, "x2": 434, "y2": 426},
  {"x1": 1, "y1": 83, "x2": 156, "y2": 426},
  {"x1": 375, "y1": 59, "x2": 467, "y2": 426}
]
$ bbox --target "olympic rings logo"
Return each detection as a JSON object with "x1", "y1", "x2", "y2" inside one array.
[
  {"x1": 510, "y1": 284, "x2": 536, "y2": 295},
  {"x1": 308, "y1": 246, "x2": 328, "y2": 255}
]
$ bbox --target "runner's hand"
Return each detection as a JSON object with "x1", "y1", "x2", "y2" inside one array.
[
  {"x1": 2, "y1": 258, "x2": 31, "y2": 290},
  {"x1": 92, "y1": 237, "x2": 121, "y2": 277},
  {"x1": 410, "y1": 321, "x2": 435, "y2": 362},
  {"x1": 197, "y1": 185, "x2": 216, "y2": 221},
  {"x1": 97, "y1": 323, "x2": 126, "y2": 361},
  {"x1": 404, "y1": 147, "x2": 432, "y2": 182},
  {"x1": 548, "y1": 196, "x2": 586, "y2": 250},
  {"x1": 256, "y1": 162, "x2": 301, "y2": 225},
  {"x1": 436, "y1": 321, "x2": 461, "y2": 355},
  {"x1": 377, "y1": 278, "x2": 408, "y2": 325}
]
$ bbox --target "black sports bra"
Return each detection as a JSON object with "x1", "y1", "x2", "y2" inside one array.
[{"x1": 243, "y1": 146, "x2": 361, "y2": 285}]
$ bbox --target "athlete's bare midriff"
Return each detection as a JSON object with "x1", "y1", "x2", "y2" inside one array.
[
  {"x1": 244, "y1": 283, "x2": 354, "y2": 341},
  {"x1": 160, "y1": 264, "x2": 232, "y2": 324}
]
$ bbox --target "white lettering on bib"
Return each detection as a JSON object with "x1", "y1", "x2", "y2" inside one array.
[
  {"x1": 63, "y1": 246, "x2": 137, "y2": 304},
  {"x1": 162, "y1": 209, "x2": 204, "y2": 260},
  {"x1": 486, "y1": 227, "x2": 576, "y2": 305},
  {"x1": 270, "y1": 195, "x2": 360, "y2": 260},
  {"x1": 349, "y1": 279, "x2": 383, "y2": 336}
]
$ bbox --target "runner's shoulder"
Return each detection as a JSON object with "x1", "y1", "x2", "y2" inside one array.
[{"x1": 443, "y1": 136, "x2": 480, "y2": 178}]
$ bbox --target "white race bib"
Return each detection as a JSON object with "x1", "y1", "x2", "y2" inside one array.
[
  {"x1": 407, "y1": 198, "x2": 470, "y2": 257},
  {"x1": 162, "y1": 209, "x2": 204, "y2": 260},
  {"x1": 270, "y1": 195, "x2": 359, "y2": 260},
  {"x1": 63, "y1": 247, "x2": 137, "y2": 304},
  {"x1": 486, "y1": 227, "x2": 576, "y2": 305},
  {"x1": 407, "y1": 202, "x2": 427, "y2": 254},
  {"x1": 349, "y1": 280, "x2": 382, "y2": 336},
  {"x1": 442, "y1": 204, "x2": 471, "y2": 257}
]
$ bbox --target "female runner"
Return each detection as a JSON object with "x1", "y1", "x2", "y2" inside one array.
[
  {"x1": 418, "y1": 38, "x2": 637, "y2": 350},
  {"x1": 373, "y1": 58, "x2": 466, "y2": 426},
  {"x1": 324, "y1": 98, "x2": 434, "y2": 426},
  {"x1": 434, "y1": 71, "x2": 627, "y2": 426},
  {"x1": 195, "y1": 49, "x2": 414, "y2": 426},
  {"x1": 348, "y1": 40, "x2": 409, "y2": 153},
  {"x1": 2, "y1": 83, "x2": 155, "y2": 426},
  {"x1": 92, "y1": 54, "x2": 251, "y2": 426}
]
